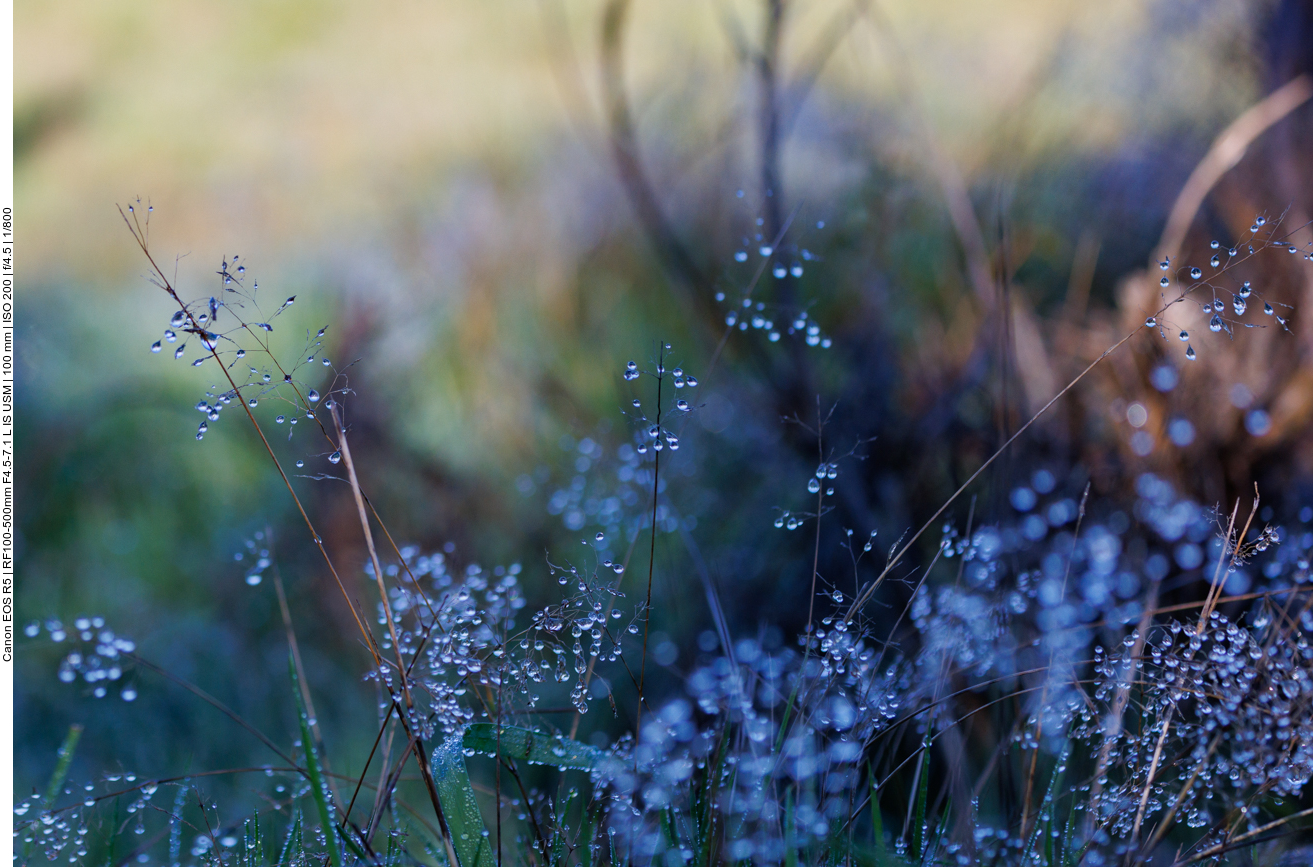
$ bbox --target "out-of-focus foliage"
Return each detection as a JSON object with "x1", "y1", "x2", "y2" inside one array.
[{"x1": 15, "y1": 0, "x2": 1313, "y2": 861}]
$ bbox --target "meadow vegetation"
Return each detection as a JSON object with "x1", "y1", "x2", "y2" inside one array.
[{"x1": 15, "y1": 1, "x2": 1313, "y2": 865}]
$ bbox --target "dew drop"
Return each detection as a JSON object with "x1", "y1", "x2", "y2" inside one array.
[
  {"x1": 328, "y1": 451, "x2": 341, "y2": 464},
  {"x1": 307, "y1": 389, "x2": 320, "y2": 403},
  {"x1": 1186, "y1": 345, "x2": 1197, "y2": 360},
  {"x1": 150, "y1": 341, "x2": 161, "y2": 353}
]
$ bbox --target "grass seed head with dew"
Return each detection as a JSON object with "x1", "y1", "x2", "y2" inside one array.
[
  {"x1": 720, "y1": 208, "x2": 835, "y2": 348},
  {"x1": 1145, "y1": 215, "x2": 1302, "y2": 366}
]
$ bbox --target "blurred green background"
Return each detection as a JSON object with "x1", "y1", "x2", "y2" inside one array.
[{"x1": 16, "y1": 0, "x2": 1313, "y2": 822}]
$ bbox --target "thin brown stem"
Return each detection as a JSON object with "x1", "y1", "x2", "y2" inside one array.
[{"x1": 637, "y1": 344, "x2": 665, "y2": 734}]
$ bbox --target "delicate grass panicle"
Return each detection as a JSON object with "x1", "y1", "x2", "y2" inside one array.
[{"x1": 16, "y1": 193, "x2": 1313, "y2": 867}]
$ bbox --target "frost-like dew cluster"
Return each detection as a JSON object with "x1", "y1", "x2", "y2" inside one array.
[
  {"x1": 30, "y1": 617, "x2": 139, "y2": 701},
  {"x1": 594, "y1": 632, "x2": 907, "y2": 864},
  {"x1": 359, "y1": 547, "x2": 639, "y2": 731}
]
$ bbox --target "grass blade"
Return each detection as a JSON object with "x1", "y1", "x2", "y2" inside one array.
[
  {"x1": 42, "y1": 724, "x2": 83, "y2": 810},
  {"x1": 871, "y1": 774, "x2": 888, "y2": 866},
  {"x1": 430, "y1": 724, "x2": 605, "y2": 867},
  {"x1": 23, "y1": 725, "x2": 83, "y2": 863},
  {"x1": 913, "y1": 739, "x2": 930, "y2": 862},
  {"x1": 289, "y1": 653, "x2": 342, "y2": 867},
  {"x1": 462, "y1": 723, "x2": 605, "y2": 770},
  {"x1": 276, "y1": 810, "x2": 303, "y2": 867},
  {"x1": 431, "y1": 730, "x2": 495, "y2": 867}
]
